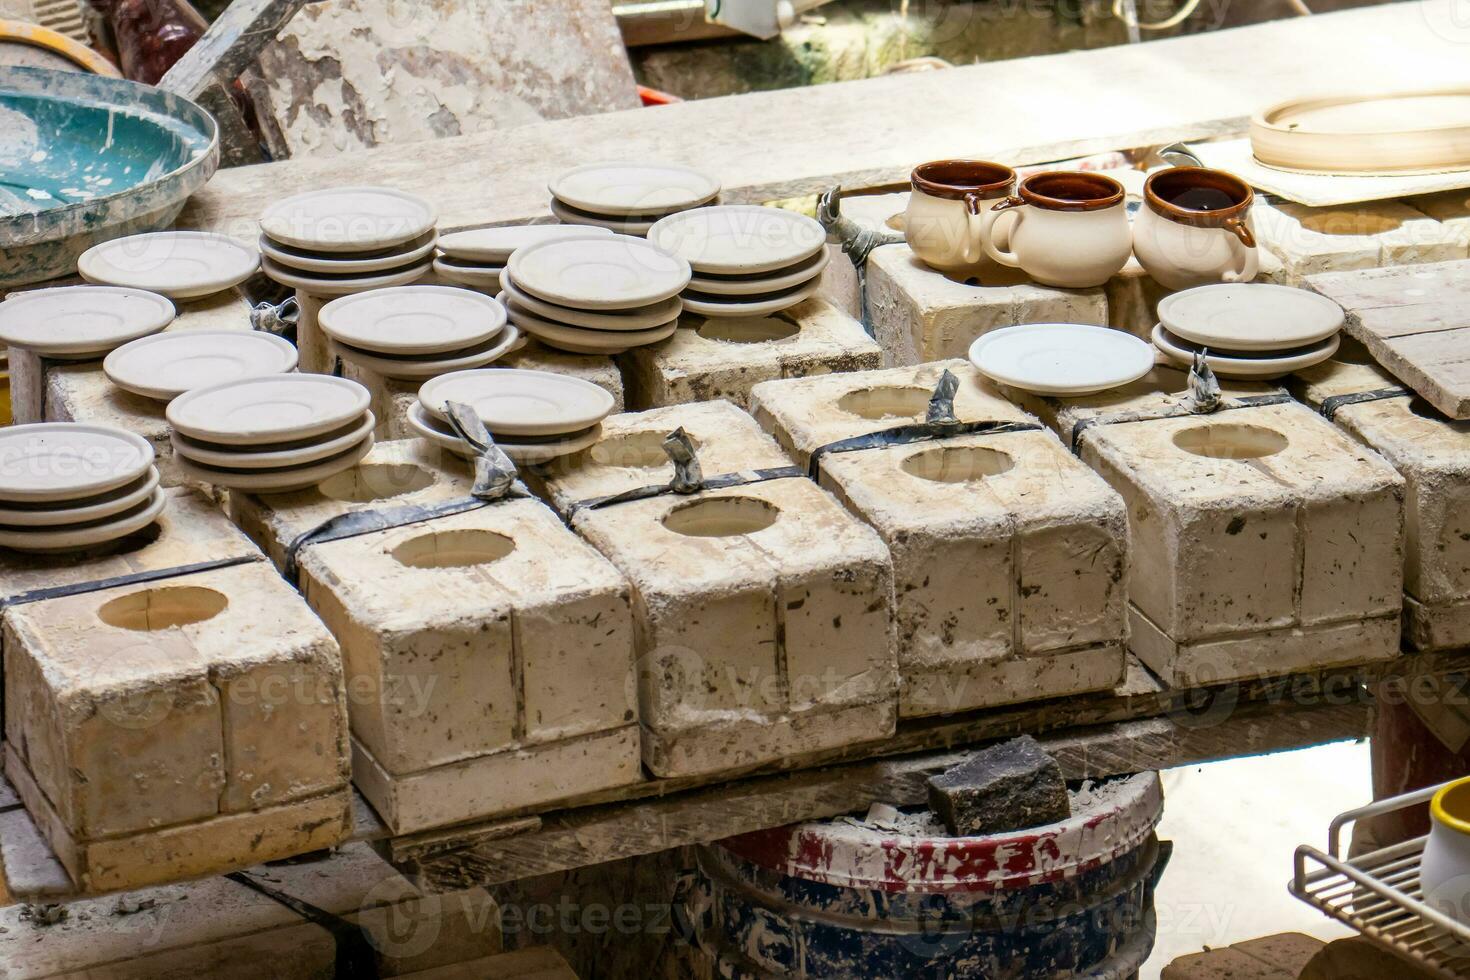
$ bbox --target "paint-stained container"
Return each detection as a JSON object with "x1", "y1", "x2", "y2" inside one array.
[{"x1": 682, "y1": 772, "x2": 1166, "y2": 978}]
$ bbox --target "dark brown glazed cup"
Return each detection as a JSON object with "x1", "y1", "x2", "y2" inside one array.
[
  {"x1": 911, "y1": 160, "x2": 1017, "y2": 215},
  {"x1": 1144, "y1": 167, "x2": 1255, "y2": 246}
]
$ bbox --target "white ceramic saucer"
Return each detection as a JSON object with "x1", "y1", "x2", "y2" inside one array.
[
  {"x1": 680, "y1": 276, "x2": 822, "y2": 318},
  {"x1": 319, "y1": 285, "x2": 506, "y2": 355},
  {"x1": 168, "y1": 374, "x2": 372, "y2": 446},
  {"x1": 419, "y1": 368, "x2": 615, "y2": 437},
  {"x1": 648, "y1": 205, "x2": 827, "y2": 275},
  {"x1": 332, "y1": 324, "x2": 523, "y2": 380},
  {"x1": 258, "y1": 230, "x2": 437, "y2": 274},
  {"x1": 0, "y1": 423, "x2": 154, "y2": 502},
  {"x1": 0, "y1": 286, "x2": 174, "y2": 357},
  {"x1": 261, "y1": 256, "x2": 432, "y2": 296},
  {"x1": 104, "y1": 330, "x2": 300, "y2": 402},
  {"x1": 500, "y1": 271, "x2": 681, "y2": 330},
  {"x1": 437, "y1": 224, "x2": 613, "y2": 264},
  {"x1": 1157, "y1": 283, "x2": 1344, "y2": 352},
  {"x1": 550, "y1": 162, "x2": 720, "y2": 217},
  {"x1": 502, "y1": 295, "x2": 676, "y2": 354},
  {"x1": 0, "y1": 466, "x2": 159, "y2": 526},
  {"x1": 175, "y1": 435, "x2": 375, "y2": 494},
  {"x1": 688, "y1": 248, "x2": 829, "y2": 296},
  {"x1": 550, "y1": 198, "x2": 656, "y2": 236},
  {"x1": 1152, "y1": 323, "x2": 1340, "y2": 377},
  {"x1": 407, "y1": 400, "x2": 602, "y2": 464},
  {"x1": 0, "y1": 488, "x2": 167, "y2": 552},
  {"x1": 509, "y1": 235, "x2": 690, "y2": 310},
  {"x1": 431, "y1": 256, "x2": 504, "y2": 290},
  {"x1": 969, "y1": 324, "x2": 1156, "y2": 396},
  {"x1": 79, "y1": 232, "x2": 260, "y2": 300},
  {"x1": 173, "y1": 411, "x2": 375, "y2": 470},
  {"x1": 260, "y1": 187, "x2": 437, "y2": 253}
]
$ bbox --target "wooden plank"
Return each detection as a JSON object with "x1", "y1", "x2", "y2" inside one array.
[
  {"x1": 177, "y1": 0, "x2": 1470, "y2": 239},
  {"x1": 1307, "y1": 259, "x2": 1470, "y2": 418},
  {"x1": 157, "y1": 0, "x2": 309, "y2": 100}
]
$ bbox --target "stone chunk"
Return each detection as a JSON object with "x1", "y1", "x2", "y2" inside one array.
[{"x1": 925, "y1": 735, "x2": 1070, "y2": 836}]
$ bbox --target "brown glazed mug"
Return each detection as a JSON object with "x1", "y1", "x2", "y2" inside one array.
[
  {"x1": 980, "y1": 171, "x2": 1133, "y2": 288},
  {"x1": 904, "y1": 160, "x2": 1017, "y2": 271},
  {"x1": 1133, "y1": 167, "x2": 1258, "y2": 290}
]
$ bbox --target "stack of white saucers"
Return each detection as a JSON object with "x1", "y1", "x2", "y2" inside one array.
[
  {"x1": 79, "y1": 231, "x2": 260, "y2": 300},
  {"x1": 549, "y1": 162, "x2": 720, "y2": 236},
  {"x1": 318, "y1": 285, "x2": 521, "y2": 380},
  {"x1": 1151, "y1": 283, "x2": 1344, "y2": 378},
  {"x1": 409, "y1": 368, "x2": 614, "y2": 464},
  {"x1": 647, "y1": 205, "x2": 828, "y2": 318},
  {"x1": 433, "y1": 225, "x2": 613, "y2": 293},
  {"x1": 257, "y1": 187, "x2": 437, "y2": 296},
  {"x1": 0, "y1": 285, "x2": 174, "y2": 360},
  {"x1": 498, "y1": 234, "x2": 689, "y2": 354},
  {"x1": 0, "y1": 423, "x2": 164, "y2": 552},
  {"x1": 167, "y1": 375, "x2": 375, "y2": 493},
  {"x1": 105, "y1": 330, "x2": 300, "y2": 402}
]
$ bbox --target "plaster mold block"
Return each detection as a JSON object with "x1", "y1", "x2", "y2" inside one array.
[
  {"x1": 1252, "y1": 200, "x2": 1466, "y2": 284},
  {"x1": 620, "y1": 297, "x2": 881, "y2": 410},
  {"x1": 749, "y1": 361, "x2": 1128, "y2": 716}
]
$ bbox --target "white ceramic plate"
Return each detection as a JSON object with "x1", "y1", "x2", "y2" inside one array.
[
  {"x1": 258, "y1": 230, "x2": 437, "y2": 274},
  {"x1": 261, "y1": 256, "x2": 431, "y2": 296},
  {"x1": 319, "y1": 285, "x2": 507, "y2": 355},
  {"x1": 550, "y1": 198, "x2": 656, "y2": 236},
  {"x1": 0, "y1": 466, "x2": 158, "y2": 526},
  {"x1": 79, "y1": 232, "x2": 259, "y2": 299},
  {"x1": 509, "y1": 235, "x2": 690, "y2": 310},
  {"x1": 168, "y1": 374, "x2": 372, "y2": 446},
  {"x1": 0, "y1": 286, "x2": 174, "y2": 356},
  {"x1": 1157, "y1": 283, "x2": 1344, "y2": 352},
  {"x1": 648, "y1": 205, "x2": 827, "y2": 275},
  {"x1": 1152, "y1": 323, "x2": 1341, "y2": 377},
  {"x1": 332, "y1": 324, "x2": 523, "y2": 380},
  {"x1": 0, "y1": 488, "x2": 166, "y2": 552},
  {"x1": 549, "y1": 162, "x2": 720, "y2": 217},
  {"x1": 173, "y1": 411, "x2": 374, "y2": 469},
  {"x1": 419, "y1": 368, "x2": 616, "y2": 437},
  {"x1": 407, "y1": 400, "x2": 602, "y2": 464},
  {"x1": 680, "y1": 277, "x2": 822, "y2": 318},
  {"x1": 260, "y1": 187, "x2": 437, "y2": 252},
  {"x1": 104, "y1": 330, "x2": 299, "y2": 402},
  {"x1": 502, "y1": 294, "x2": 676, "y2": 354},
  {"x1": 687, "y1": 248, "x2": 829, "y2": 296},
  {"x1": 431, "y1": 256, "x2": 503, "y2": 290},
  {"x1": 969, "y1": 323, "x2": 1157, "y2": 396},
  {"x1": 175, "y1": 435, "x2": 375, "y2": 494},
  {"x1": 437, "y1": 224, "x2": 613, "y2": 263},
  {"x1": 0, "y1": 423, "x2": 154, "y2": 502},
  {"x1": 500, "y1": 270, "x2": 681, "y2": 330}
]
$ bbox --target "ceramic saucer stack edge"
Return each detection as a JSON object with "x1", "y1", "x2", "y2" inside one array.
[
  {"x1": 0, "y1": 423, "x2": 164, "y2": 552},
  {"x1": 0, "y1": 286, "x2": 174, "y2": 360},
  {"x1": 647, "y1": 205, "x2": 828, "y2": 318},
  {"x1": 167, "y1": 374, "x2": 375, "y2": 493},
  {"x1": 258, "y1": 187, "x2": 437, "y2": 296},
  {"x1": 1153, "y1": 283, "x2": 1344, "y2": 378},
  {"x1": 549, "y1": 162, "x2": 720, "y2": 236},
  {"x1": 433, "y1": 225, "x2": 613, "y2": 293},
  {"x1": 500, "y1": 234, "x2": 689, "y2": 354},
  {"x1": 320, "y1": 285, "x2": 521, "y2": 380},
  {"x1": 410, "y1": 368, "x2": 615, "y2": 464}
]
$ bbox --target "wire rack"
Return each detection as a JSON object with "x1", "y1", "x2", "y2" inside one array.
[{"x1": 1291, "y1": 782, "x2": 1470, "y2": 978}]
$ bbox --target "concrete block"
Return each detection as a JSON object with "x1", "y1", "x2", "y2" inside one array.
[
  {"x1": 296, "y1": 496, "x2": 640, "y2": 833},
  {"x1": 618, "y1": 297, "x2": 881, "y2": 410},
  {"x1": 925, "y1": 735, "x2": 1070, "y2": 835},
  {"x1": 866, "y1": 244, "x2": 1106, "y2": 367},
  {"x1": 1410, "y1": 190, "x2": 1470, "y2": 251},
  {"x1": 749, "y1": 361, "x2": 1127, "y2": 716},
  {"x1": 2, "y1": 559, "x2": 351, "y2": 891},
  {"x1": 1253, "y1": 200, "x2": 1467, "y2": 285}
]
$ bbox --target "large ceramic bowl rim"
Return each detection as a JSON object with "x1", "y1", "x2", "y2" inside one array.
[
  {"x1": 1432, "y1": 777, "x2": 1470, "y2": 836},
  {"x1": 0, "y1": 66, "x2": 220, "y2": 247}
]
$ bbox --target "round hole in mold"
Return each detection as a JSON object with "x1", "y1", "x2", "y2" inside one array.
[
  {"x1": 1172, "y1": 422, "x2": 1289, "y2": 460},
  {"x1": 696, "y1": 315, "x2": 800, "y2": 344},
  {"x1": 901, "y1": 445, "x2": 1014, "y2": 483},
  {"x1": 392, "y1": 529, "x2": 516, "y2": 569},
  {"x1": 590, "y1": 430, "x2": 701, "y2": 469},
  {"x1": 662, "y1": 496, "x2": 779, "y2": 538},
  {"x1": 98, "y1": 586, "x2": 229, "y2": 632},
  {"x1": 837, "y1": 386, "x2": 932, "y2": 420},
  {"x1": 318, "y1": 463, "x2": 434, "y2": 503},
  {"x1": 1299, "y1": 212, "x2": 1402, "y2": 236}
]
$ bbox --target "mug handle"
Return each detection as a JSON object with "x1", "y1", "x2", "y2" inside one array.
[
  {"x1": 1222, "y1": 215, "x2": 1258, "y2": 282},
  {"x1": 981, "y1": 196, "x2": 1027, "y2": 268},
  {"x1": 961, "y1": 192, "x2": 987, "y2": 266}
]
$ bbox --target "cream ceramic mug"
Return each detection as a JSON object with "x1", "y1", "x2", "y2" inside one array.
[
  {"x1": 981, "y1": 172, "x2": 1132, "y2": 288},
  {"x1": 904, "y1": 160, "x2": 1017, "y2": 272},
  {"x1": 1132, "y1": 167, "x2": 1258, "y2": 291}
]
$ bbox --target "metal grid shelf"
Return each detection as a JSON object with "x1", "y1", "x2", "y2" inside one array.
[{"x1": 1291, "y1": 782, "x2": 1470, "y2": 979}]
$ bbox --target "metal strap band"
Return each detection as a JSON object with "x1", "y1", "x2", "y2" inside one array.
[
  {"x1": 1069, "y1": 392, "x2": 1297, "y2": 453},
  {"x1": 226, "y1": 871, "x2": 379, "y2": 979},
  {"x1": 807, "y1": 419, "x2": 1043, "y2": 481},
  {"x1": 0, "y1": 554, "x2": 265, "y2": 611},
  {"x1": 567, "y1": 465, "x2": 807, "y2": 520},
  {"x1": 1318, "y1": 386, "x2": 1411, "y2": 421}
]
